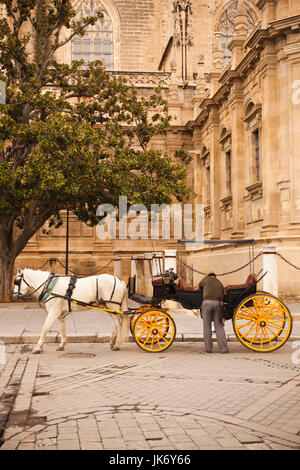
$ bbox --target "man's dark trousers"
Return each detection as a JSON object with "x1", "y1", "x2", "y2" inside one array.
[{"x1": 202, "y1": 300, "x2": 228, "y2": 353}]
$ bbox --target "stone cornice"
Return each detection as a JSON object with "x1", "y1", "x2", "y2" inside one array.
[
  {"x1": 255, "y1": 0, "x2": 276, "y2": 9},
  {"x1": 243, "y1": 103, "x2": 262, "y2": 122},
  {"x1": 269, "y1": 14, "x2": 300, "y2": 33},
  {"x1": 190, "y1": 15, "x2": 300, "y2": 129}
]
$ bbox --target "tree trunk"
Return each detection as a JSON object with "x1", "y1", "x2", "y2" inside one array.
[
  {"x1": 0, "y1": 223, "x2": 16, "y2": 302},
  {"x1": 0, "y1": 251, "x2": 15, "y2": 302}
]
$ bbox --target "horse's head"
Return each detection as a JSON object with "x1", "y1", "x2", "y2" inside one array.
[{"x1": 13, "y1": 268, "x2": 32, "y2": 300}]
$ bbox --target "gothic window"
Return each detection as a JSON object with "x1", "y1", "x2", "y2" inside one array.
[
  {"x1": 72, "y1": 0, "x2": 114, "y2": 70},
  {"x1": 219, "y1": 128, "x2": 232, "y2": 198},
  {"x1": 253, "y1": 128, "x2": 260, "y2": 181},
  {"x1": 201, "y1": 146, "x2": 210, "y2": 205},
  {"x1": 226, "y1": 150, "x2": 232, "y2": 194},
  {"x1": 216, "y1": 1, "x2": 257, "y2": 65},
  {"x1": 243, "y1": 101, "x2": 262, "y2": 186}
]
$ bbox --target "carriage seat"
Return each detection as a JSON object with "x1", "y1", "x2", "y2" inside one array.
[
  {"x1": 224, "y1": 274, "x2": 257, "y2": 292},
  {"x1": 152, "y1": 276, "x2": 199, "y2": 291},
  {"x1": 176, "y1": 279, "x2": 201, "y2": 291}
]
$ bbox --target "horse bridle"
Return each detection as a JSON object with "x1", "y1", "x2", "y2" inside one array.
[
  {"x1": 13, "y1": 273, "x2": 49, "y2": 298},
  {"x1": 14, "y1": 273, "x2": 30, "y2": 296}
]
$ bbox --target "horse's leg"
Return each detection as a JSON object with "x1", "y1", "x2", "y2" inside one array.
[
  {"x1": 111, "y1": 315, "x2": 129, "y2": 351},
  {"x1": 56, "y1": 316, "x2": 67, "y2": 351},
  {"x1": 109, "y1": 313, "x2": 118, "y2": 350},
  {"x1": 110, "y1": 290, "x2": 129, "y2": 351},
  {"x1": 33, "y1": 308, "x2": 62, "y2": 354},
  {"x1": 110, "y1": 315, "x2": 122, "y2": 351}
]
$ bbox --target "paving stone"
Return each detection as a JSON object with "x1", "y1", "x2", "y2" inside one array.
[
  {"x1": 216, "y1": 437, "x2": 245, "y2": 448},
  {"x1": 57, "y1": 439, "x2": 80, "y2": 450},
  {"x1": 233, "y1": 432, "x2": 263, "y2": 444},
  {"x1": 126, "y1": 441, "x2": 151, "y2": 450},
  {"x1": 143, "y1": 430, "x2": 165, "y2": 440},
  {"x1": 1, "y1": 440, "x2": 21, "y2": 450},
  {"x1": 1, "y1": 342, "x2": 300, "y2": 451},
  {"x1": 122, "y1": 431, "x2": 145, "y2": 441},
  {"x1": 102, "y1": 438, "x2": 126, "y2": 450},
  {"x1": 98, "y1": 429, "x2": 121, "y2": 439},
  {"x1": 80, "y1": 441, "x2": 104, "y2": 450}
]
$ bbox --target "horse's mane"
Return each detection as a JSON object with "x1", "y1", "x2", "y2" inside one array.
[{"x1": 23, "y1": 268, "x2": 50, "y2": 277}]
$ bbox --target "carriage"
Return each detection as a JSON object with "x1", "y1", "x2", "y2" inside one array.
[
  {"x1": 13, "y1": 239, "x2": 293, "y2": 355},
  {"x1": 127, "y1": 268, "x2": 293, "y2": 353}
]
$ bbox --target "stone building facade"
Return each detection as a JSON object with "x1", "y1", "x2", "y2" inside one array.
[{"x1": 17, "y1": 0, "x2": 300, "y2": 299}]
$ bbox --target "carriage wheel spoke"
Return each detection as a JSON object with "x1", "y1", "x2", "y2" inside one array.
[
  {"x1": 236, "y1": 320, "x2": 255, "y2": 328},
  {"x1": 250, "y1": 325, "x2": 260, "y2": 346},
  {"x1": 262, "y1": 327, "x2": 273, "y2": 348},
  {"x1": 238, "y1": 323, "x2": 258, "y2": 339},
  {"x1": 267, "y1": 320, "x2": 288, "y2": 332},
  {"x1": 239, "y1": 308, "x2": 259, "y2": 320}
]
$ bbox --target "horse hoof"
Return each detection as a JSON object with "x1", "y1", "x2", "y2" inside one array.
[
  {"x1": 111, "y1": 345, "x2": 120, "y2": 351},
  {"x1": 32, "y1": 349, "x2": 41, "y2": 354},
  {"x1": 56, "y1": 346, "x2": 65, "y2": 351}
]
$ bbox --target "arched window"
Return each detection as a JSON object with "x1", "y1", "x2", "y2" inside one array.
[
  {"x1": 216, "y1": 1, "x2": 257, "y2": 65},
  {"x1": 72, "y1": 0, "x2": 114, "y2": 70}
]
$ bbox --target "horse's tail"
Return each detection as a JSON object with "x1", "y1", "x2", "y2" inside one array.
[{"x1": 119, "y1": 281, "x2": 130, "y2": 343}]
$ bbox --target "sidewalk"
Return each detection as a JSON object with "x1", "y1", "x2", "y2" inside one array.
[{"x1": 0, "y1": 301, "x2": 300, "y2": 344}]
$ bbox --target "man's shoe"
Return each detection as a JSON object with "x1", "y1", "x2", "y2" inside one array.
[
  {"x1": 205, "y1": 350, "x2": 212, "y2": 353},
  {"x1": 221, "y1": 350, "x2": 228, "y2": 354}
]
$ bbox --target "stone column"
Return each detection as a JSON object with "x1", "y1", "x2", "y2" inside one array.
[
  {"x1": 131, "y1": 256, "x2": 138, "y2": 277},
  {"x1": 262, "y1": 245, "x2": 278, "y2": 297},
  {"x1": 260, "y1": 41, "x2": 280, "y2": 234},
  {"x1": 287, "y1": 40, "x2": 300, "y2": 225},
  {"x1": 49, "y1": 258, "x2": 57, "y2": 273},
  {"x1": 143, "y1": 254, "x2": 153, "y2": 298},
  {"x1": 209, "y1": 106, "x2": 221, "y2": 239},
  {"x1": 135, "y1": 255, "x2": 145, "y2": 295},
  {"x1": 152, "y1": 252, "x2": 164, "y2": 276},
  {"x1": 230, "y1": 79, "x2": 246, "y2": 237},
  {"x1": 258, "y1": 0, "x2": 276, "y2": 29},
  {"x1": 114, "y1": 257, "x2": 121, "y2": 279},
  {"x1": 164, "y1": 250, "x2": 177, "y2": 272}
]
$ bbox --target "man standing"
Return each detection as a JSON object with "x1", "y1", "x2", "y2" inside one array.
[{"x1": 199, "y1": 272, "x2": 228, "y2": 354}]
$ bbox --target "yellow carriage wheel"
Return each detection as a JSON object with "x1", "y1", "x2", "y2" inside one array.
[
  {"x1": 233, "y1": 292, "x2": 292, "y2": 352},
  {"x1": 133, "y1": 309, "x2": 176, "y2": 352}
]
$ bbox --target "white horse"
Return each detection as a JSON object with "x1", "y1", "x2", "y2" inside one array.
[{"x1": 13, "y1": 268, "x2": 129, "y2": 354}]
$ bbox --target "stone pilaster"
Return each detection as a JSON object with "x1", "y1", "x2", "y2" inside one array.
[
  {"x1": 208, "y1": 106, "x2": 221, "y2": 239},
  {"x1": 229, "y1": 0, "x2": 248, "y2": 69},
  {"x1": 229, "y1": 79, "x2": 246, "y2": 238},
  {"x1": 260, "y1": 41, "x2": 280, "y2": 235}
]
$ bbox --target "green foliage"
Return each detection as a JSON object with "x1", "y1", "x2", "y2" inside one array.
[
  {"x1": 175, "y1": 149, "x2": 193, "y2": 164},
  {"x1": 0, "y1": 0, "x2": 191, "y2": 260}
]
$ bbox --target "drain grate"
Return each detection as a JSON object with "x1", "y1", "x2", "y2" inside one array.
[
  {"x1": 32, "y1": 392, "x2": 50, "y2": 397},
  {"x1": 60, "y1": 353, "x2": 96, "y2": 358}
]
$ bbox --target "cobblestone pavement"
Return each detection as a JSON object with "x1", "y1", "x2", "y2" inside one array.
[{"x1": 0, "y1": 342, "x2": 300, "y2": 450}]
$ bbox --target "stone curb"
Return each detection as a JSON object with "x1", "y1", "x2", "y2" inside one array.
[{"x1": 0, "y1": 334, "x2": 300, "y2": 344}]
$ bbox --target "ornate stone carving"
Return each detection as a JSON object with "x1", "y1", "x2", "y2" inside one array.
[
  {"x1": 172, "y1": 0, "x2": 193, "y2": 80},
  {"x1": 111, "y1": 71, "x2": 171, "y2": 87},
  {"x1": 216, "y1": 1, "x2": 257, "y2": 65}
]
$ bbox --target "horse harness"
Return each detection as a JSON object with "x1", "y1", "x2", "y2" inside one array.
[
  {"x1": 39, "y1": 273, "x2": 121, "y2": 312},
  {"x1": 14, "y1": 271, "x2": 122, "y2": 313}
]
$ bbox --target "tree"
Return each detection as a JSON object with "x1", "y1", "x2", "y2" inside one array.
[{"x1": 0, "y1": 0, "x2": 191, "y2": 301}]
